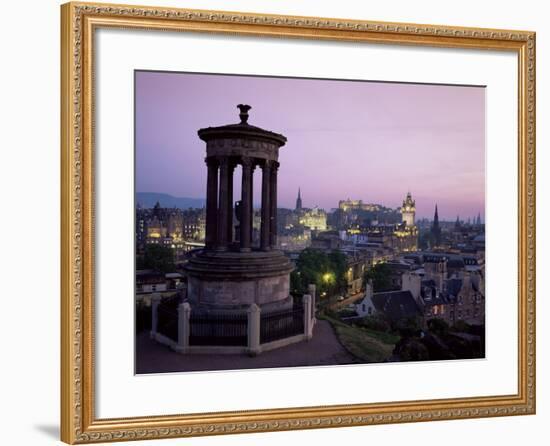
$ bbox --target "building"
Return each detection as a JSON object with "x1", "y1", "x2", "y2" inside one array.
[
  {"x1": 431, "y1": 204, "x2": 442, "y2": 247},
  {"x1": 385, "y1": 261, "x2": 415, "y2": 290},
  {"x1": 286, "y1": 189, "x2": 327, "y2": 231},
  {"x1": 136, "y1": 270, "x2": 184, "y2": 296},
  {"x1": 401, "y1": 191, "x2": 416, "y2": 227},
  {"x1": 295, "y1": 187, "x2": 302, "y2": 211},
  {"x1": 344, "y1": 251, "x2": 370, "y2": 295},
  {"x1": 355, "y1": 280, "x2": 422, "y2": 321},
  {"x1": 277, "y1": 226, "x2": 311, "y2": 252},
  {"x1": 421, "y1": 274, "x2": 485, "y2": 326},
  {"x1": 354, "y1": 251, "x2": 485, "y2": 327},
  {"x1": 394, "y1": 191, "x2": 419, "y2": 251},
  {"x1": 136, "y1": 270, "x2": 168, "y2": 294},
  {"x1": 338, "y1": 199, "x2": 380, "y2": 213},
  {"x1": 334, "y1": 192, "x2": 418, "y2": 253},
  {"x1": 136, "y1": 204, "x2": 206, "y2": 258},
  {"x1": 411, "y1": 252, "x2": 485, "y2": 326},
  {"x1": 299, "y1": 206, "x2": 327, "y2": 231},
  {"x1": 310, "y1": 231, "x2": 343, "y2": 250}
]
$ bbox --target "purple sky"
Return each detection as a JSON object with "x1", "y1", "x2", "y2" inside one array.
[{"x1": 136, "y1": 71, "x2": 485, "y2": 220}]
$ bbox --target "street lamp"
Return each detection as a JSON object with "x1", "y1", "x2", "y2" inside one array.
[
  {"x1": 322, "y1": 272, "x2": 334, "y2": 284},
  {"x1": 322, "y1": 272, "x2": 335, "y2": 306}
]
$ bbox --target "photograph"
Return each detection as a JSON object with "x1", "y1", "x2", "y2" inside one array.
[{"x1": 134, "y1": 71, "x2": 487, "y2": 374}]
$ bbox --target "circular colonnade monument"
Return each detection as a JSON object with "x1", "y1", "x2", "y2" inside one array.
[{"x1": 185, "y1": 105, "x2": 295, "y2": 314}]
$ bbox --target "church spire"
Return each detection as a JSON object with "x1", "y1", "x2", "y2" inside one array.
[
  {"x1": 295, "y1": 187, "x2": 302, "y2": 211},
  {"x1": 431, "y1": 204, "x2": 441, "y2": 247}
]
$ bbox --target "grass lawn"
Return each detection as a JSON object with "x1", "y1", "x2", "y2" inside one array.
[{"x1": 321, "y1": 315, "x2": 399, "y2": 363}]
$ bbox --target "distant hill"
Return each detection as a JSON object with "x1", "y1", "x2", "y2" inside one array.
[{"x1": 136, "y1": 192, "x2": 205, "y2": 209}]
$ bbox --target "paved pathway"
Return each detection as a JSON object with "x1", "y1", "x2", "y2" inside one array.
[{"x1": 136, "y1": 320, "x2": 357, "y2": 374}]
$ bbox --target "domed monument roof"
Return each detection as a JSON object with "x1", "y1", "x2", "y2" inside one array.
[{"x1": 198, "y1": 104, "x2": 287, "y2": 147}]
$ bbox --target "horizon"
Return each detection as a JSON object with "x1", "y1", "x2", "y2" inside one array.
[
  {"x1": 135, "y1": 191, "x2": 483, "y2": 222},
  {"x1": 136, "y1": 71, "x2": 485, "y2": 221}
]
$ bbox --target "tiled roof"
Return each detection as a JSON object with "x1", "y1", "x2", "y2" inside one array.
[{"x1": 371, "y1": 290, "x2": 422, "y2": 320}]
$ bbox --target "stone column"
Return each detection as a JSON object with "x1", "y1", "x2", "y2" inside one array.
[
  {"x1": 249, "y1": 162, "x2": 255, "y2": 247},
  {"x1": 217, "y1": 157, "x2": 230, "y2": 251},
  {"x1": 247, "y1": 303, "x2": 261, "y2": 356},
  {"x1": 269, "y1": 162, "x2": 279, "y2": 249},
  {"x1": 150, "y1": 293, "x2": 161, "y2": 339},
  {"x1": 240, "y1": 157, "x2": 253, "y2": 252},
  {"x1": 204, "y1": 158, "x2": 218, "y2": 249},
  {"x1": 227, "y1": 162, "x2": 235, "y2": 245},
  {"x1": 303, "y1": 294, "x2": 313, "y2": 340},
  {"x1": 176, "y1": 302, "x2": 191, "y2": 353},
  {"x1": 260, "y1": 161, "x2": 272, "y2": 251}
]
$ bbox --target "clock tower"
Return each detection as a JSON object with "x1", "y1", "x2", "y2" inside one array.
[{"x1": 401, "y1": 191, "x2": 416, "y2": 227}]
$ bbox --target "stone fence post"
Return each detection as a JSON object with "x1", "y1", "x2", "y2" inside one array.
[
  {"x1": 176, "y1": 302, "x2": 191, "y2": 353},
  {"x1": 303, "y1": 294, "x2": 313, "y2": 340},
  {"x1": 307, "y1": 283, "x2": 317, "y2": 324},
  {"x1": 150, "y1": 293, "x2": 161, "y2": 339},
  {"x1": 247, "y1": 303, "x2": 261, "y2": 356}
]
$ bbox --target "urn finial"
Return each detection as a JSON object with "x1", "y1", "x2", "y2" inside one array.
[{"x1": 237, "y1": 104, "x2": 252, "y2": 124}]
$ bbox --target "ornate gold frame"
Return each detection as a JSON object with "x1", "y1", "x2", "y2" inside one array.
[{"x1": 60, "y1": 1, "x2": 536, "y2": 444}]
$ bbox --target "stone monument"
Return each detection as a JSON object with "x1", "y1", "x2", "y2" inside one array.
[{"x1": 185, "y1": 105, "x2": 294, "y2": 314}]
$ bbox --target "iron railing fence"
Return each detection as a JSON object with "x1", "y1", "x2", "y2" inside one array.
[
  {"x1": 260, "y1": 306, "x2": 304, "y2": 344},
  {"x1": 157, "y1": 299, "x2": 179, "y2": 342},
  {"x1": 189, "y1": 312, "x2": 248, "y2": 346}
]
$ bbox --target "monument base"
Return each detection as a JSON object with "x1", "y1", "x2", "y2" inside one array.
[{"x1": 185, "y1": 249, "x2": 294, "y2": 313}]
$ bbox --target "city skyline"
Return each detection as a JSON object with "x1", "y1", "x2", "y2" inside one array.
[
  {"x1": 136, "y1": 71, "x2": 485, "y2": 220},
  {"x1": 136, "y1": 190, "x2": 482, "y2": 223}
]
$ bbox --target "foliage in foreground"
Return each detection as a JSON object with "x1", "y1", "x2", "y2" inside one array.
[
  {"x1": 291, "y1": 248, "x2": 347, "y2": 297},
  {"x1": 323, "y1": 311, "x2": 484, "y2": 364},
  {"x1": 394, "y1": 317, "x2": 485, "y2": 361},
  {"x1": 136, "y1": 244, "x2": 176, "y2": 273},
  {"x1": 363, "y1": 262, "x2": 396, "y2": 292},
  {"x1": 321, "y1": 312, "x2": 397, "y2": 363}
]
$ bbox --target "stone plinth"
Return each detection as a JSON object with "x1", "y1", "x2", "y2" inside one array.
[{"x1": 185, "y1": 249, "x2": 294, "y2": 313}]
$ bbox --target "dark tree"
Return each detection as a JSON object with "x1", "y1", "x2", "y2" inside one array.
[
  {"x1": 394, "y1": 338, "x2": 429, "y2": 361},
  {"x1": 291, "y1": 248, "x2": 347, "y2": 298},
  {"x1": 137, "y1": 244, "x2": 175, "y2": 273},
  {"x1": 327, "y1": 250, "x2": 348, "y2": 294},
  {"x1": 427, "y1": 317, "x2": 450, "y2": 336},
  {"x1": 394, "y1": 316, "x2": 423, "y2": 338},
  {"x1": 364, "y1": 262, "x2": 394, "y2": 292}
]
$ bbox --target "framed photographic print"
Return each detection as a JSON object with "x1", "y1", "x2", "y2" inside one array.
[{"x1": 60, "y1": 1, "x2": 536, "y2": 443}]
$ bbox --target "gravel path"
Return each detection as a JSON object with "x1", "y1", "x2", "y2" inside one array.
[{"x1": 136, "y1": 320, "x2": 357, "y2": 374}]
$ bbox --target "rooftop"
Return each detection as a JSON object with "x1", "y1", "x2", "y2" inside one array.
[
  {"x1": 371, "y1": 290, "x2": 422, "y2": 320},
  {"x1": 198, "y1": 104, "x2": 287, "y2": 146}
]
